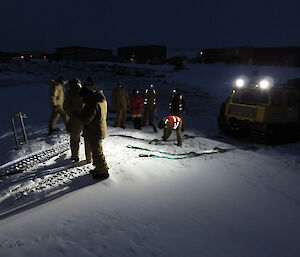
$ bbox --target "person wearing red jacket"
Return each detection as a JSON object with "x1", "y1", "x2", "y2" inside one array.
[
  {"x1": 129, "y1": 88, "x2": 144, "y2": 129},
  {"x1": 158, "y1": 116, "x2": 182, "y2": 146}
]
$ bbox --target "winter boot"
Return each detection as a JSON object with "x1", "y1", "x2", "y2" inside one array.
[{"x1": 92, "y1": 172, "x2": 109, "y2": 180}]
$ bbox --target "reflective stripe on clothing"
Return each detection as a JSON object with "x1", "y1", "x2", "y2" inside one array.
[
  {"x1": 165, "y1": 116, "x2": 182, "y2": 129},
  {"x1": 132, "y1": 114, "x2": 142, "y2": 118}
]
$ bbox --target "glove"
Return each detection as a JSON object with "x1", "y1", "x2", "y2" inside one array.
[{"x1": 53, "y1": 105, "x2": 60, "y2": 112}]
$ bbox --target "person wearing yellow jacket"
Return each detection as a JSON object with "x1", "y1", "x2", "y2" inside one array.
[
  {"x1": 64, "y1": 78, "x2": 87, "y2": 162},
  {"x1": 74, "y1": 87, "x2": 109, "y2": 180},
  {"x1": 48, "y1": 76, "x2": 68, "y2": 135},
  {"x1": 111, "y1": 81, "x2": 129, "y2": 128}
]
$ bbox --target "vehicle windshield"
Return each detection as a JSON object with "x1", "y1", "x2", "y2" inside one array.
[{"x1": 232, "y1": 88, "x2": 269, "y2": 105}]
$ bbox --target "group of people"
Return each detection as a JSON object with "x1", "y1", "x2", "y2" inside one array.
[
  {"x1": 110, "y1": 82, "x2": 186, "y2": 146},
  {"x1": 110, "y1": 82, "x2": 186, "y2": 132},
  {"x1": 48, "y1": 76, "x2": 109, "y2": 180},
  {"x1": 48, "y1": 77, "x2": 187, "y2": 180},
  {"x1": 111, "y1": 82, "x2": 159, "y2": 130}
]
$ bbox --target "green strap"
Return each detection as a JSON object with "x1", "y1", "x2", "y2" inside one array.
[
  {"x1": 110, "y1": 134, "x2": 149, "y2": 141},
  {"x1": 111, "y1": 134, "x2": 258, "y2": 160},
  {"x1": 127, "y1": 145, "x2": 230, "y2": 159},
  {"x1": 110, "y1": 134, "x2": 163, "y2": 145},
  {"x1": 138, "y1": 153, "x2": 192, "y2": 160},
  {"x1": 127, "y1": 145, "x2": 189, "y2": 156}
]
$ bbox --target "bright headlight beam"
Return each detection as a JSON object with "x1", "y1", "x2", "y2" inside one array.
[
  {"x1": 236, "y1": 78, "x2": 245, "y2": 88},
  {"x1": 259, "y1": 80, "x2": 270, "y2": 89}
]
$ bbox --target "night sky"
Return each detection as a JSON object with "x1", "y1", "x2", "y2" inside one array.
[{"x1": 1, "y1": 0, "x2": 300, "y2": 52}]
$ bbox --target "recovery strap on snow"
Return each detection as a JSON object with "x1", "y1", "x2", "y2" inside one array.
[
  {"x1": 127, "y1": 145, "x2": 241, "y2": 159},
  {"x1": 110, "y1": 133, "x2": 224, "y2": 145},
  {"x1": 110, "y1": 134, "x2": 163, "y2": 145}
]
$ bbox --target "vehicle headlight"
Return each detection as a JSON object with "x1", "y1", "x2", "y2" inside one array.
[
  {"x1": 259, "y1": 79, "x2": 270, "y2": 89},
  {"x1": 235, "y1": 78, "x2": 245, "y2": 88}
]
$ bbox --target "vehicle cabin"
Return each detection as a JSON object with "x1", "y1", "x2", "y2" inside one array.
[{"x1": 218, "y1": 78, "x2": 300, "y2": 143}]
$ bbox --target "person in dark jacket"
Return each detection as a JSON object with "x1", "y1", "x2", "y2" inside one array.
[
  {"x1": 74, "y1": 87, "x2": 109, "y2": 180},
  {"x1": 83, "y1": 77, "x2": 99, "y2": 92},
  {"x1": 142, "y1": 84, "x2": 158, "y2": 132},
  {"x1": 169, "y1": 88, "x2": 186, "y2": 131},
  {"x1": 158, "y1": 116, "x2": 183, "y2": 146},
  {"x1": 129, "y1": 88, "x2": 144, "y2": 129}
]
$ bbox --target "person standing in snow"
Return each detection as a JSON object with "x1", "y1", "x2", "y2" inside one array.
[
  {"x1": 48, "y1": 76, "x2": 69, "y2": 135},
  {"x1": 64, "y1": 78, "x2": 89, "y2": 163},
  {"x1": 158, "y1": 115, "x2": 183, "y2": 146},
  {"x1": 74, "y1": 86, "x2": 109, "y2": 180},
  {"x1": 83, "y1": 76, "x2": 99, "y2": 92},
  {"x1": 142, "y1": 84, "x2": 158, "y2": 132},
  {"x1": 111, "y1": 81, "x2": 129, "y2": 128},
  {"x1": 129, "y1": 88, "x2": 144, "y2": 129},
  {"x1": 169, "y1": 88, "x2": 186, "y2": 131}
]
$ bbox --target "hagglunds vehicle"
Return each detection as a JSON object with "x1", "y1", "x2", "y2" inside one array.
[{"x1": 218, "y1": 77, "x2": 300, "y2": 144}]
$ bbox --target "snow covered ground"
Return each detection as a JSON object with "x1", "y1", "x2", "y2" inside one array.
[{"x1": 0, "y1": 59, "x2": 300, "y2": 257}]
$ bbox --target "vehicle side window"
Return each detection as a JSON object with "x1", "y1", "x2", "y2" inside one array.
[
  {"x1": 287, "y1": 93, "x2": 297, "y2": 107},
  {"x1": 271, "y1": 91, "x2": 282, "y2": 106}
]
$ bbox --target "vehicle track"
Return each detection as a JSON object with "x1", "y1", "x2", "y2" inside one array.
[{"x1": 0, "y1": 142, "x2": 70, "y2": 178}]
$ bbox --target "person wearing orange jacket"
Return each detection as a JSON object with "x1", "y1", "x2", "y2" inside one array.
[
  {"x1": 129, "y1": 88, "x2": 144, "y2": 129},
  {"x1": 158, "y1": 116, "x2": 182, "y2": 146}
]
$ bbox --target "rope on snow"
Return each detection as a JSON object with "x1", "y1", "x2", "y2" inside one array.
[{"x1": 127, "y1": 145, "x2": 243, "y2": 159}]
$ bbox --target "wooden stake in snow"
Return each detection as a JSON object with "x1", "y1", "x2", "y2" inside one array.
[
  {"x1": 11, "y1": 117, "x2": 20, "y2": 150},
  {"x1": 16, "y1": 112, "x2": 28, "y2": 144}
]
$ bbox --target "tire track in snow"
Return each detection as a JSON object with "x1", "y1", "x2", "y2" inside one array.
[{"x1": 0, "y1": 142, "x2": 70, "y2": 178}]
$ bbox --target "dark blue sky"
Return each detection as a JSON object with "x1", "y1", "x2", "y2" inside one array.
[{"x1": 1, "y1": 0, "x2": 300, "y2": 52}]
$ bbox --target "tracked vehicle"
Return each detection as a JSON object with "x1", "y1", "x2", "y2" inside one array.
[{"x1": 218, "y1": 77, "x2": 300, "y2": 144}]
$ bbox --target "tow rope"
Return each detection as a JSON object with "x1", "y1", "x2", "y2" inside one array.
[
  {"x1": 126, "y1": 145, "x2": 255, "y2": 159},
  {"x1": 110, "y1": 133, "x2": 223, "y2": 145},
  {"x1": 110, "y1": 134, "x2": 163, "y2": 145}
]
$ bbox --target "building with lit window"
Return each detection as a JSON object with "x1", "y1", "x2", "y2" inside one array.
[
  {"x1": 117, "y1": 45, "x2": 167, "y2": 64},
  {"x1": 52, "y1": 46, "x2": 113, "y2": 62}
]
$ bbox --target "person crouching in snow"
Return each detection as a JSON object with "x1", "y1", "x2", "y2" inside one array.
[
  {"x1": 158, "y1": 116, "x2": 182, "y2": 146},
  {"x1": 129, "y1": 88, "x2": 144, "y2": 129}
]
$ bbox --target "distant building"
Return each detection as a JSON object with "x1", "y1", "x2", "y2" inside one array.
[
  {"x1": 251, "y1": 47, "x2": 300, "y2": 67},
  {"x1": 198, "y1": 48, "x2": 237, "y2": 64},
  {"x1": 166, "y1": 56, "x2": 188, "y2": 71},
  {"x1": 117, "y1": 45, "x2": 167, "y2": 64},
  {"x1": 52, "y1": 46, "x2": 113, "y2": 62},
  {"x1": 198, "y1": 47, "x2": 300, "y2": 67},
  {"x1": 0, "y1": 51, "x2": 12, "y2": 62},
  {"x1": 19, "y1": 50, "x2": 48, "y2": 60}
]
